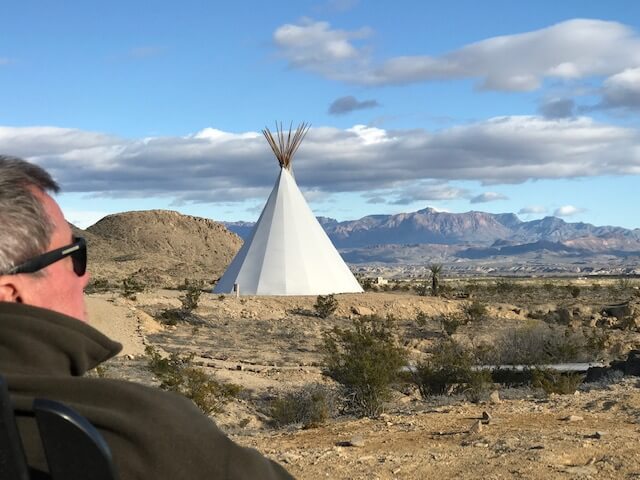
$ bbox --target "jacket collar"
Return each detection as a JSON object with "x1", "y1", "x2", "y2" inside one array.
[{"x1": 0, "y1": 302, "x2": 122, "y2": 376}]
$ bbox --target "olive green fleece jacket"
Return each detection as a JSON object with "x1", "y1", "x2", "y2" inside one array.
[{"x1": 0, "y1": 302, "x2": 293, "y2": 480}]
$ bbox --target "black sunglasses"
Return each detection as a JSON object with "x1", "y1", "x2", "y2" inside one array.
[{"x1": 7, "y1": 236, "x2": 87, "y2": 277}]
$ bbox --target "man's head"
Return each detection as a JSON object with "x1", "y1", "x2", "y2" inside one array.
[{"x1": 0, "y1": 155, "x2": 90, "y2": 321}]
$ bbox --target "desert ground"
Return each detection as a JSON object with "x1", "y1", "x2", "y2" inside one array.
[{"x1": 85, "y1": 279, "x2": 640, "y2": 479}]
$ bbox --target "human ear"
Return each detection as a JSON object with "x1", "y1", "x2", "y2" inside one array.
[{"x1": 0, "y1": 276, "x2": 21, "y2": 303}]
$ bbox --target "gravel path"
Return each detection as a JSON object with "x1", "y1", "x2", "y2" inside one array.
[{"x1": 86, "y1": 295, "x2": 146, "y2": 356}]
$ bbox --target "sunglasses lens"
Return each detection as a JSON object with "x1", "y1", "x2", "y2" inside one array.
[{"x1": 72, "y1": 242, "x2": 87, "y2": 276}]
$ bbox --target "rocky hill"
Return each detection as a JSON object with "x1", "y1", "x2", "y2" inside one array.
[{"x1": 75, "y1": 210, "x2": 242, "y2": 287}]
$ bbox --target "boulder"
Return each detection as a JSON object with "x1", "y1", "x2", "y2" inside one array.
[
  {"x1": 623, "y1": 349, "x2": 640, "y2": 376},
  {"x1": 601, "y1": 302, "x2": 631, "y2": 320},
  {"x1": 351, "y1": 306, "x2": 375, "y2": 316}
]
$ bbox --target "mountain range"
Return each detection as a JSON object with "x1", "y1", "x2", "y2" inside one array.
[
  {"x1": 73, "y1": 208, "x2": 640, "y2": 282},
  {"x1": 223, "y1": 207, "x2": 640, "y2": 274},
  {"x1": 224, "y1": 207, "x2": 640, "y2": 252}
]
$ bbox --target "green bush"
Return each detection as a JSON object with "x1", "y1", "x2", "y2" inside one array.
[
  {"x1": 415, "y1": 311, "x2": 429, "y2": 327},
  {"x1": 145, "y1": 346, "x2": 241, "y2": 414},
  {"x1": 464, "y1": 300, "x2": 488, "y2": 322},
  {"x1": 322, "y1": 315, "x2": 407, "y2": 417},
  {"x1": 495, "y1": 279, "x2": 516, "y2": 294},
  {"x1": 414, "y1": 282, "x2": 429, "y2": 297},
  {"x1": 358, "y1": 277, "x2": 375, "y2": 291},
  {"x1": 269, "y1": 384, "x2": 336, "y2": 428},
  {"x1": 439, "y1": 313, "x2": 468, "y2": 336},
  {"x1": 412, "y1": 340, "x2": 491, "y2": 401},
  {"x1": 475, "y1": 324, "x2": 598, "y2": 366},
  {"x1": 179, "y1": 280, "x2": 204, "y2": 312},
  {"x1": 158, "y1": 280, "x2": 207, "y2": 326},
  {"x1": 532, "y1": 369, "x2": 584, "y2": 395},
  {"x1": 122, "y1": 276, "x2": 145, "y2": 300},
  {"x1": 314, "y1": 294, "x2": 338, "y2": 318},
  {"x1": 85, "y1": 278, "x2": 111, "y2": 294},
  {"x1": 568, "y1": 285, "x2": 581, "y2": 298},
  {"x1": 464, "y1": 368, "x2": 493, "y2": 403}
]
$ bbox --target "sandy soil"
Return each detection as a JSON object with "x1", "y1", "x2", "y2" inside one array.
[
  {"x1": 86, "y1": 295, "x2": 147, "y2": 356},
  {"x1": 86, "y1": 290, "x2": 640, "y2": 480}
]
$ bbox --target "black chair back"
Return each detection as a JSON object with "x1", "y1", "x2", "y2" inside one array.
[
  {"x1": 0, "y1": 377, "x2": 30, "y2": 480},
  {"x1": 0, "y1": 375, "x2": 117, "y2": 480}
]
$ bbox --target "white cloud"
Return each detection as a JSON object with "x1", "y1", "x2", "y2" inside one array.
[
  {"x1": 346, "y1": 124, "x2": 390, "y2": 145},
  {"x1": 272, "y1": 18, "x2": 640, "y2": 92},
  {"x1": 601, "y1": 67, "x2": 640, "y2": 109},
  {"x1": 389, "y1": 183, "x2": 469, "y2": 205},
  {"x1": 0, "y1": 117, "x2": 638, "y2": 204},
  {"x1": 554, "y1": 205, "x2": 585, "y2": 217},
  {"x1": 470, "y1": 191, "x2": 508, "y2": 203},
  {"x1": 518, "y1": 205, "x2": 547, "y2": 215},
  {"x1": 273, "y1": 18, "x2": 371, "y2": 76}
]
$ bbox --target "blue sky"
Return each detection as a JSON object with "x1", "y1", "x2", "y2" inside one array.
[{"x1": 1, "y1": 0, "x2": 639, "y2": 229}]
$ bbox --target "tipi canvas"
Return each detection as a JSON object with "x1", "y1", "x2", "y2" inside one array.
[{"x1": 214, "y1": 123, "x2": 363, "y2": 296}]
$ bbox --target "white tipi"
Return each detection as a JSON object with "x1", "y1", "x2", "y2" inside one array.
[{"x1": 214, "y1": 123, "x2": 363, "y2": 296}]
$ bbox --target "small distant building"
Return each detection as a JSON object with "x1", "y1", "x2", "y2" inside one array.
[{"x1": 373, "y1": 276, "x2": 388, "y2": 286}]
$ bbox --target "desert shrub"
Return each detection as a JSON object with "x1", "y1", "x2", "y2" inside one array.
[
  {"x1": 558, "y1": 307, "x2": 572, "y2": 324},
  {"x1": 412, "y1": 340, "x2": 491, "y2": 401},
  {"x1": 567, "y1": 285, "x2": 581, "y2": 298},
  {"x1": 495, "y1": 279, "x2": 516, "y2": 294},
  {"x1": 322, "y1": 315, "x2": 407, "y2": 417},
  {"x1": 464, "y1": 368, "x2": 493, "y2": 403},
  {"x1": 145, "y1": 346, "x2": 241, "y2": 415},
  {"x1": 531, "y1": 369, "x2": 584, "y2": 395},
  {"x1": 415, "y1": 311, "x2": 429, "y2": 327},
  {"x1": 463, "y1": 281, "x2": 479, "y2": 294},
  {"x1": 359, "y1": 277, "x2": 375, "y2": 291},
  {"x1": 617, "y1": 277, "x2": 632, "y2": 291},
  {"x1": 88, "y1": 364, "x2": 109, "y2": 378},
  {"x1": 464, "y1": 300, "x2": 488, "y2": 322},
  {"x1": 122, "y1": 275, "x2": 145, "y2": 300},
  {"x1": 179, "y1": 279, "x2": 204, "y2": 312},
  {"x1": 159, "y1": 307, "x2": 205, "y2": 326},
  {"x1": 585, "y1": 329, "x2": 610, "y2": 357},
  {"x1": 414, "y1": 281, "x2": 429, "y2": 297},
  {"x1": 392, "y1": 281, "x2": 410, "y2": 291},
  {"x1": 477, "y1": 325, "x2": 596, "y2": 366},
  {"x1": 85, "y1": 278, "x2": 111, "y2": 294},
  {"x1": 269, "y1": 384, "x2": 336, "y2": 428},
  {"x1": 158, "y1": 309, "x2": 181, "y2": 326},
  {"x1": 158, "y1": 280, "x2": 207, "y2": 326},
  {"x1": 314, "y1": 294, "x2": 338, "y2": 318},
  {"x1": 439, "y1": 313, "x2": 468, "y2": 336}
]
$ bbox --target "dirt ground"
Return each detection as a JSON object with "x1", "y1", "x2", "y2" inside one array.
[{"x1": 87, "y1": 289, "x2": 640, "y2": 479}]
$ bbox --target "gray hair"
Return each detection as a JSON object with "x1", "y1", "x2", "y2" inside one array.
[{"x1": 0, "y1": 155, "x2": 60, "y2": 274}]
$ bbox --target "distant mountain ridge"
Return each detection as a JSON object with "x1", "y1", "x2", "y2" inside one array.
[{"x1": 224, "y1": 207, "x2": 640, "y2": 253}]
